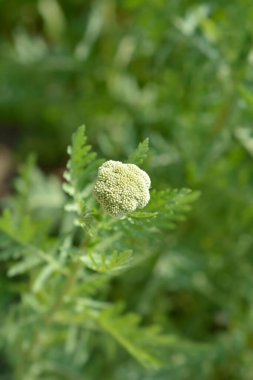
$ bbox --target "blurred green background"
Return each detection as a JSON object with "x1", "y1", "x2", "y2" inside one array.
[{"x1": 1, "y1": 0, "x2": 253, "y2": 379}]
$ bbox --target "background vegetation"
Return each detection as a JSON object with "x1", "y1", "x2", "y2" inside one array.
[{"x1": 1, "y1": 0, "x2": 253, "y2": 379}]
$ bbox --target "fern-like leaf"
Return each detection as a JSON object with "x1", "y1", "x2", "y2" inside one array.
[
  {"x1": 128, "y1": 138, "x2": 149, "y2": 165},
  {"x1": 124, "y1": 188, "x2": 200, "y2": 232},
  {"x1": 63, "y1": 125, "x2": 103, "y2": 220},
  {"x1": 95, "y1": 304, "x2": 175, "y2": 368},
  {"x1": 149, "y1": 188, "x2": 200, "y2": 228},
  {"x1": 69, "y1": 273, "x2": 110, "y2": 297},
  {"x1": 63, "y1": 125, "x2": 97, "y2": 193},
  {"x1": 80, "y1": 250, "x2": 133, "y2": 274}
]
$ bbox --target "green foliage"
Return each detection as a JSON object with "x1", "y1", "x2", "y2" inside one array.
[
  {"x1": 1, "y1": 0, "x2": 253, "y2": 378},
  {"x1": 94, "y1": 304, "x2": 171, "y2": 369},
  {"x1": 0, "y1": 127, "x2": 199, "y2": 379},
  {"x1": 64, "y1": 125, "x2": 97, "y2": 194},
  {"x1": 63, "y1": 125, "x2": 101, "y2": 217},
  {"x1": 80, "y1": 250, "x2": 134, "y2": 274},
  {"x1": 146, "y1": 188, "x2": 201, "y2": 228},
  {"x1": 0, "y1": 229, "x2": 24, "y2": 261},
  {"x1": 127, "y1": 138, "x2": 150, "y2": 166}
]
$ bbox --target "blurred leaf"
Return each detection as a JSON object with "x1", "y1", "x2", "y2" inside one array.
[
  {"x1": 80, "y1": 250, "x2": 133, "y2": 274},
  {"x1": 128, "y1": 138, "x2": 150, "y2": 166}
]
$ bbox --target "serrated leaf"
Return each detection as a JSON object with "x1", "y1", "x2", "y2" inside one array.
[
  {"x1": 0, "y1": 209, "x2": 38, "y2": 245},
  {"x1": 80, "y1": 250, "x2": 133, "y2": 274},
  {"x1": 69, "y1": 274, "x2": 109, "y2": 297},
  {"x1": 63, "y1": 125, "x2": 102, "y2": 218},
  {"x1": 95, "y1": 305, "x2": 174, "y2": 369},
  {"x1": 128, "y1": 138, "x2": 149, "y2": 165},
  {"x1": 64, "y1": 125, "x2": 97, "y2": 194},
  {"x1": 123, "y1": 188, "x2": 200, "y2": 233},
  {"x1": 149, "y1": 188, "x2": 200, "y2": 228}
]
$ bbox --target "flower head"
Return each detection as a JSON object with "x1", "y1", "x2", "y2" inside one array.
[{"x1": 93, "y1": 160, "x2": 151, "y2": 217}]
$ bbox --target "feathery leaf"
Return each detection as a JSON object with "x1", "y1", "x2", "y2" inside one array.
[{"x1": 128, "y1": 138, "x2": 149, "y2": 166}]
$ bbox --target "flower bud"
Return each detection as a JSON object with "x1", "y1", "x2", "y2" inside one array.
[{"x1": 93, "y1": 160, "x2": 151, "y2": 217}]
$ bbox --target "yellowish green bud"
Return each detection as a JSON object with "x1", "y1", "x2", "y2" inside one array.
[{"x1": 93, "y1": 160, "x2": 151, "y2": 217}]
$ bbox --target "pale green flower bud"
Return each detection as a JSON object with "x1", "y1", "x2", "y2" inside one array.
[{"x1": 93, "y1": 160, "x2": 151, "y2": 217}]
